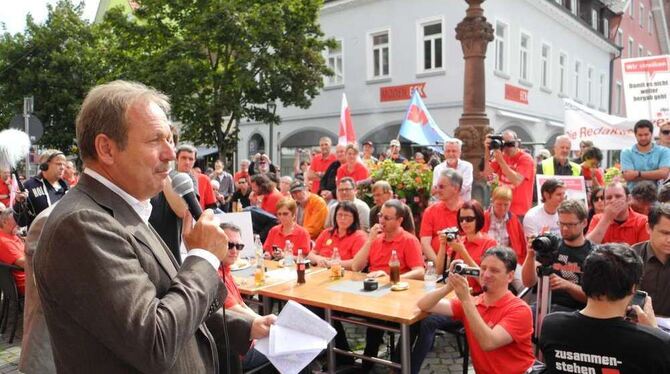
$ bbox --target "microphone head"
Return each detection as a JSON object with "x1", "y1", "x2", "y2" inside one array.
[
  {"x1": 171, "y1": 172, "x2": 195, "y2": 197},
  {"x1": 0, "y1": 129, "x2": 31, "y2": 170}
]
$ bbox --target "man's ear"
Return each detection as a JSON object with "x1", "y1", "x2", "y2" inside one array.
[{"x1": 94, "y1": 134, "x2": 116, "y2": 166}]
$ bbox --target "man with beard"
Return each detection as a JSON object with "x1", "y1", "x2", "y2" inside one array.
[
  {"x1": 621, "y1": 119, "x2": 670, "y2": 190},
  {"x1": 432, "y1": 139, "x2": 473, "y2": 201}
]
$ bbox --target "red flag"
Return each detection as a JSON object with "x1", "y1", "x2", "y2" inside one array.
[{"x1": 338, "y1": 93, "x2": 356, "y2": 145}]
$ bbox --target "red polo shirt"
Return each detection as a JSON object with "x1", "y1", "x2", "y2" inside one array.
[
  {"x1": 261, "y1": 189, "x2": 283, "y2": 215},
  {"x1": 490, "y1": 151, "x2": 535, "y2": 216},
  {"x1": 0, "y1": 231, "x2": 25, "y2": 295},
  {"x1": 368, "y1": 229, "x2": 424, "y2": 274},
  {"x1": 0, "y1": 181, "x2": 10, "y2": 207},
  {"x1": 453, "y1": 235, "x2": 497, "y2": 294},
  {"x1": 451, "y1": 291, "x2": 534, "y2": 374},
  {"x1": 310, "y1": 153, "x2": 337, "y2": 192},
  {"x1": 263, "y1": 224, "x2": 311, "y2": 256},
  {"x1": 218, "y1": 265, "x2": 245, "y2": 309},
  {"x1": 587, "y1": 208, "x2": 649, "y2": 246},
  {"x1": 234, "y1": 170, "x2": 250, "y2": 183},
  {"x1": 314, "y1": 229, "x2": 367, "y2": 260},
  {"x1": 336, "y1": 162, "x2": 370, "y2": 183},
  {"x1": 196, "y1": 173, "x2": 216, "y2": 209},
  {"x1": 420, "y1": 201, "x2": 459, "y2": 254}
]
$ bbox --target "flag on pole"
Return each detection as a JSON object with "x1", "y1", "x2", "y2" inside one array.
[
  {"x1": 338, "y1": 93, "x2": 356, "y2": 146},
  {"x1": 398, "y1": 89, "x2": 450, "y2": 146}
]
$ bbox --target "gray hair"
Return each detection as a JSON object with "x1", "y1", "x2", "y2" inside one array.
[
  {"x1": 444, "y1": 138, "x2": 463, "y2": 150},
  {"x1": 219, "y1": 222, "x2": 241, "y2": 233},
  {"x1": 439, "y1": 168, "x2": 463, "y2": 191}
]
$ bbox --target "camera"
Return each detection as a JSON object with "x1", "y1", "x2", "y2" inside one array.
[
  {"x1": 531, "y1": 233, "x2": 561, "y2": 267},
  {"x1": 453, "y1": 263, "x2": 481, "y2": 277},
  {"x1": 441, "y1": 227, "x2": 459, "y2": 241},
  {"x1": 489, "y1": 135, "x2": 504, "y2": 150}
]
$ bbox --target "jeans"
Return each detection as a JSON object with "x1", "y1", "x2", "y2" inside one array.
[
  {"x1": 410, "y1": 314, "x2": 462, "y2": 374},
  {"x1": 242, "y1": 347, "x2": 269, "y2": 371}
]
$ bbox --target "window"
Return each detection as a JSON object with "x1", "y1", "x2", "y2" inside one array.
[
  {"x1": 599, "y1": 73, "x2": 606, "y2": 109},
  {"x1": 649, "y1": 12, "x2": 653, "y2": 34},
  {"x1": 587, "y1": 67, "x2": 593, "y2": 105},
  {"x1": 639, "y1": 44, "x2": 644, "y2": 57},
  {"x1": 591, "y1": 9, "x2": 599, "y2": 30},
  {"x1": 616, "y1": 30, "x2": 623, "y2": 47},
  {"x1": 570, "y1": 0, "x2": 578, "y2": 15},
  {"x1": 648, "y1": 50, "x2": 653, "y2": 56},
  {"x1": 519, "y1": 33, "x2": 531, "y2": 81},
  {"x1": 615, "y1": 81, "x2": 623, "y2": 114},
  {"x1": 494, "y1": 21, "x2": 508, "y2": 73},
  {"x1": 420, "y1": 21, "x2": 443, "y2": 71},
  {"x1": 369, "y1": 30, "x2": 390, "y2": 78},
  {"x1": 541, "y1": 44, "x2": 551, "y2": 89},
  {"x1": 574, "y1": 60, "x2": 581, "y2": 100},
  {"x1": 628, "y1": 37, "x2": 634, "y2": 58},
  {"x1": 603, "y1": 18, "x2": 609, "y2": 38},
  {"x1": 640, "y1": 4, "x2": 645, "y2": 27},
  {"x1": 326, "y1": 40, "x2": 343, "y2": 85},
  {"x1": 629, "y1": 0, "x2": 634, "y2": 18},
  {"x1": 559, "y1": 53, "x2": 568, "y2": 95}
]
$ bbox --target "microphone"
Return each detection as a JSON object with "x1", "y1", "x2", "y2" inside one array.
[{"x1": 171, "y1": 172, "x2": 202, "y2": 220}]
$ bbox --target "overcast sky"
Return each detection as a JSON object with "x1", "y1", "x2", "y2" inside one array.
[{"x1": 1, "y1": 1, "x2": 100, "y2": 34}]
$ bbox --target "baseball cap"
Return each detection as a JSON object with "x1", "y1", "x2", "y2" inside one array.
[
  {"x1": 290, "y1": 180, "x2": 306, "y2": 193},
  {"x1": 363, "y1": 141, "x2": 374, "y2": 147}
]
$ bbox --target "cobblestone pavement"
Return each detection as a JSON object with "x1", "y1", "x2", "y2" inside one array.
[{"x1": 0, "y1": 314, "x2": 474, "y2": 374}]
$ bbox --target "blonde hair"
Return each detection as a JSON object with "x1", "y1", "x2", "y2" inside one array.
[
  {"x1": 491, "y1": 185, "x2": 513, "y2": 202},
  {"x1": 276, "y1": 197, "x2": 297, "y2": 215}
]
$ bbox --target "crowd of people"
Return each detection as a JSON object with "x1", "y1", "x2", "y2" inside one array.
[{"x1": 2, "y1": 80, "x2": 670, "y2": 374}]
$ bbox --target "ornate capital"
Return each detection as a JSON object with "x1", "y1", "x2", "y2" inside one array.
[
  {"x1": 455, "y1": 16, "x2": 494, "y2": 58},
  {"x1": 454, "y1": 125, "x2": 492, "y2": 156}
]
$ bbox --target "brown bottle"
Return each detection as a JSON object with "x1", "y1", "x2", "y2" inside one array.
[
  {"x1": 389, "y1": 249, "x2": 400, "y2": 284},
  {"x1": 296, "y1": 249, "x2": 306, "y2": 284}
]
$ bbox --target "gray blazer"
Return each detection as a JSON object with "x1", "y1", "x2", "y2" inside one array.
[{"x1": 33, "y1": 174, "x2": 252, "y2": 373}]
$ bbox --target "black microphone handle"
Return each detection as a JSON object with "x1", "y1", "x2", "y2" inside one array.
[{"x1": 182, "y1": 192, "x2": 203, "y2": 221}]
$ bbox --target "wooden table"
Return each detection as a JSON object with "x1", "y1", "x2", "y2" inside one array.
[{"x1": 258, "y1": 269, "x2": 431, "y2": 374}]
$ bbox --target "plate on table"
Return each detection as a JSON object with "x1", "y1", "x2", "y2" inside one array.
[{"x1": 230, "y1": 258, "x2": 251, "y2": 271}]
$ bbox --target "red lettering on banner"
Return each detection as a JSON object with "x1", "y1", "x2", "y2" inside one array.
[
  {"x1": 624, "y1": 57, "x2": 669, "y2": 74},
  {"x1": 380, "y1": 83, "x2": 427, "y2": 102},
  {"x1": 504, "y1": 84, "x2": 529, "y2": 104}
]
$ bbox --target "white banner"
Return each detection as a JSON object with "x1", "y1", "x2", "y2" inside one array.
[
  {"x1": 622, "y1": 55, "x2": 670, "y2": 126},
  {"x1": 563, "y1": 99, "x2": 635, "y2": 151}
]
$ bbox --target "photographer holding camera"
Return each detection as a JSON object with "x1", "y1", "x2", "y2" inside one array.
[
  {"x1": 413, "y1": 247, "x2": 535, "y2": 374},
  {"x1": 522, "y1": 200, "x2": 593, "y2": 314},
  {"x1": 539, "y1": 243, "x2": 670, "y2": 374},
  {"x1": 483, "y1": 130, "x2": 536, "y2": 219}
]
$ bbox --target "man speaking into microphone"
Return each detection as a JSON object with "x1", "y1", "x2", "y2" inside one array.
[{"x1": 33, "y1": 80, "x2": 273, "y2": 373}]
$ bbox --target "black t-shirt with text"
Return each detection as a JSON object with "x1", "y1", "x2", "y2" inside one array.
[
  {"x1": 550, "y1": 240, "x2": 593, "y2": 310},
  {"x1": 540, "y1": 311, "x2": 670, "y2": 374}
]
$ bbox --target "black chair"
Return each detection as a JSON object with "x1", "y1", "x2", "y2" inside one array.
[{"x1": 0, "y1": 262, "x2": 24, "y2": 343}]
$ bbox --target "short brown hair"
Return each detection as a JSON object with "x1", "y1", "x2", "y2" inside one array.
[
  {"x1": 76, "y1": 80, "x2": 170, "y2": 161},
  {"x1": 276, "y1": 197, "x2": 297, "y2": 215}
]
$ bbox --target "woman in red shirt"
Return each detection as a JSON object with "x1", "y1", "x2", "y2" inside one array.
[
  {"x1": 309, "y1": 201, "x2": 367, "y2": 269},
  {"x1": 263, "y1": 197, "x2": 311, "y2": 257},
  {"x1": 336, "y1": 144, "x2": 370, "y2": 184},
  {"x1": 251, "y1": 174, "x2": 283, "y2": 215},
  {"x1": 436, "y1": 200, "x2": 497, "y2": 293}
]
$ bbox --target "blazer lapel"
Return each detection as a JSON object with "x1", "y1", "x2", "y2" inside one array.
[{"x1": 76, "y1": 174, "x2": 178, "y2": 278}]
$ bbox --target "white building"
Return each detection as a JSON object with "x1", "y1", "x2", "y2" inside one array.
[{"x1": 238, "y1": 0, "x2": 619, "y2": 174}]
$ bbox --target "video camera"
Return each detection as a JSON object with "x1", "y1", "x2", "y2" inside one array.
[
  {"x1": 440, "y1": 227, "x2": 459, "y2": 241},
  {"x1": 488, "y1": 134, "x2": 517, "y2": 150},
  {"x1": 531, "y1": 233, "x2": 561, "y2": 268},
  {"x1": 453, "y1": 263, "x2": 480, "y2": 277}
]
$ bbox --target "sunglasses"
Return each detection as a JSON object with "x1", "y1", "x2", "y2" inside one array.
[
  {"x1": 228, "y1": 243, "x2": 245, "y2": 251},
  {"x1": 459, "y1": 216, "x2": 477, "y2": 223},
  {"x1": 594, "y1": 195, "x2": 604, "y2": 202}
]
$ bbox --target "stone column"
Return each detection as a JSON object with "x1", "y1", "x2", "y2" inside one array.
[{"x1": 454, "y1": 0, "x2": 494, "y2": 200}]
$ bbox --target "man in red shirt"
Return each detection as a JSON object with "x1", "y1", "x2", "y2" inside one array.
[
  {"x1": 175, "y1": 145, "x2": 217, "y2": 210},
  {"x1": 351, "y1": 199, "x2": 424, "y2": 371},
  {"x1": 483, "y1": 130, "x2": 536, "y2": 218},
  {"x1": 250, "y1": 174, "x2": 283, "y2": 216},
  {"x1": 233, "y1": 159, "x2": 251, "y2": 183},
  {"x1": 587, "y1": 181, "x2": 650, "y2": 245},
  {"x1": 217, "y1": 222, "x2": 277, "y2": 372},
  {"x1": 0, "y1": 169, "x2": 11, "y2": 207},
  {"x1": 421, "y1": 168, "x2": 461, "y2": 263},
  {"x1": 415, "y1": 247, "x2": 534, "y2": 374},
  {"x1": 0, "y1": 208, "x2": 26, "y2": 295},
  {"x1": 307, "y1": 137, "x2": 336, "y2": 193}
]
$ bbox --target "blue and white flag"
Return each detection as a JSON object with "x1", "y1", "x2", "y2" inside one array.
[{"x1": 398, "y1": 89, "x2": 450, "y2": 146}]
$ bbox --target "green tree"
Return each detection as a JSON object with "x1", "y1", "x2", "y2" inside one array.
[
  {"x1": 0, "y1": 0, "x2": 105, "y2": 152},
  {"x1": 100, "y1": 0, "x2": 334, "y2": 161}
]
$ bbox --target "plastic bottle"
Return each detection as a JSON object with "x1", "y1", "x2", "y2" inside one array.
[
  {"x1": 424, "y1": 261, "x2": 437, "y2": 290},
  {"x1": 296, "y1": 249, "x2": 306, "y2": 284},
  {"x1": 389, "y1": 249, "x2": 400, "y2": 284},
  {"x1": 330, "y1": 248, "x2": 343, "y2": 279},
  {"x1": 254, "y1": 235, "x2": 265, "y2": 286},
  {"x1": 283, "y1": 240, "x2": 294, "y2": 267}
]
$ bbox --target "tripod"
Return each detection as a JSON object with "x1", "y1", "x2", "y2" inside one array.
[{"x1": 534, "y1": 265, "x2": 553, "y2": 360}]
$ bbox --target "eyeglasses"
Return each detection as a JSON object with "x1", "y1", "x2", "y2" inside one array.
[
  {"x1": 594, "y1": 195, "x2": 604, "y2": 202},
  {"x1": 276, "y1": 211, "x2": 291, "y2": 217},
  {"x1": 336, "y1": 213, "x2": 354, "y2": 219},
  {"x1": 377, "y1": 213, "x2": 397, "y2": 221},
  {"x1": 337, "y1": 188, "x2": 353, "y2": 192},
  {"x1": 662, "y1": 130, "x2": 670, "y2": 135},
  {"x1": 459, "y1": 216, "x2": 477, "y2": 223},
  {"x1": 436, "y1": 184, "x2": 450, "y2": 190},
  {"x1": 228, "y1": 243, "x2": 245, "y2": 251},
  {"x1": 558, "y1": 222, "x2": 581, "y2": 228}
]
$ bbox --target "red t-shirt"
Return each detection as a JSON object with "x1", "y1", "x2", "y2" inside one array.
[
  {"x1": 233, "y1": 171, "x2": 250, "y2": 183},
  {"x1": 0, "y1": 180, "x2": 10, "y2": 207},
  {"x1": 218, "y1": 265, "x2": 245, "y2": 309},
  {"x1": 452, "y1": 235, "x2": 497, "y2": 293},
  {"x1": 263, "y1": 224, "x2": 311, "y2": 256},
  {"x1": 313, "y1": 229, "x2": 367, "y2": 260},
  {"x1": 261, "y1": 189, "x2": 283, "y2": 215},
  {"x1": 587, "y1": 208, "x2": 650, "y2": 246},
  {"x1": 0, "y1": 232, "x2": 25, "y2": 295},
  {"x1": 420, "y1": 201, "x2": 459, "y2": 254},
  {"x1": 336, "y1": 162, "x2": 370, "y2": 183},
  {"x1": 490, "y1": 151, "x2": 535, "y2": 216},
  {"x1": 582, "y1": 166, "x2": 604, "y2": 186},
  {"x1": 196, "y1": 173, "x2": 216, "y2": 209},
  {"x1": 368, "y1": 230, "x2": 424, "y2": 274},
  {"x1": 451, "y1": 292, "x2": 535, "y2": 374},
  {"x1": 310, "y1": 153, "x2": 337, "y2": 192}
]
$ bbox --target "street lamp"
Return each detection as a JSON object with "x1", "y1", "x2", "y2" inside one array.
[{"x1": 267, "y1": 102, "x2": 277, "y2": 160}]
